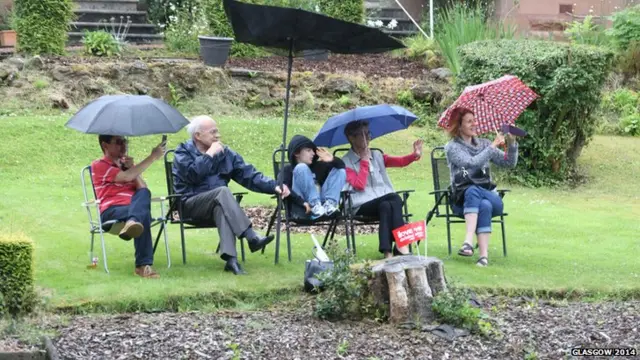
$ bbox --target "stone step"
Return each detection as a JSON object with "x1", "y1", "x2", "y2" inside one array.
[
  {"x1": 367, "y1": 7, "x2": 408, "y2": 20},
  {"x1": 67, "y1": 31, "x2": 164, "y2": 45},
  {"x1": 70, "y1": 21, "x2": 157, "y2": 35},
  {"x1": 381, "y1": 28, "x2": 416, "y2": 37},
  {"x1": 74, "y1": 0, "x2": 138, "y2": 12},
  {"x1": 74, "y1": 9, "x2": 148, "y2": 23}
]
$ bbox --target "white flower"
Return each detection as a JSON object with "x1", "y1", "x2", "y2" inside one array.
[
  {"x1": 366, "y1": 19, "x2": 376, "y2": 27},
  {"x1": 375, "y1": 20, "x2": 383, "y2": 27},
  {"x1": 315, "y1": 5, "x2": 320, "y2": 12},
  {"x1": 387, "y1": 19, "x2": 398, "y2": 29}
]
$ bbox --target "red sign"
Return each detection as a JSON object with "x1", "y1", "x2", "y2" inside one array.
[{"x1": 393, "y1": 221, "x2": 427, "y2": 248}]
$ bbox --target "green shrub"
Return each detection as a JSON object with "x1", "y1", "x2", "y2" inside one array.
[
  {"x1": 164, "y1": 6, "x2": 208, "y2": 54},
  {"x1": 616, "y1": 41, "x2": 640, "y2": 79},
  {"x1": 458, "y1": 40, "x2": 614, "y2": 185},
  {"x1": 431, "y1": 285, "x2": 495, "y2": 336},
  {"x1": 0, "y1": 233, "x2": 35, "y2": 317},
  {"x1": 601, "y1": 88, "x2": 639, "y2": 116},
  {"x1": 435, "y1": 2, "x2": 516, "y2": 74},
  {"x1": 608, "y1": 5, "x2": 640, "y2": 50},
  {"x1": 13, "y1": 0, "x2": 75, "y2": 55},
  {"x1": 394, "y1": 35, "x2": 444, "y2": 68},
  {"x1": 82, "y1": 30, "x2": 120, "y2": 56},
  {"x1": 564, "y1": 15, "x2": 610, "y2": 47},
  {"x1": 620, "y1": 113, "x2": 640, "y2": 136},
  {"x1": 316, "y1": 0, "x2": 364, "y2": 24},
  {"x1": 314, "y1": 242, "x2": 385, "y2": 321}
]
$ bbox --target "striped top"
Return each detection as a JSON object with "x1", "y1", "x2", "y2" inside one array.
[{"x1": 91, "y1": 156, "x2": 136, "y2": 213}]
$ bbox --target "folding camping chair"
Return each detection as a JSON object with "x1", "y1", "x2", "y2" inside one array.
[
  {"x1": 425, "y1": 146, "x2": 509, "y2": 256},
  {"x1": 263, "y1": 147, "x2": 348, "y2": 264},
  {"x1": 153, "y1": 149, "x2": 248, "y2": 264},
  {"x1": 81, "y1": 165, "x2": 171, "y2": 274},
  {"x1": 332, "y1": 147, "x2": 414, "y2": 255}
]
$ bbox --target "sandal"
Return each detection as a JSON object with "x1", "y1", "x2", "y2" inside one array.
[
  {"x1": 457, "y1": 242, "x2": 474, "y2": 257},
  {"x1": 476, "y1": 256, "x2": 488, "y2": 267}
]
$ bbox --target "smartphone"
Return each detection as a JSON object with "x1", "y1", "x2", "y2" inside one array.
[{"x1": 161, "y1": 134, "x2": 167, "y2": 145}]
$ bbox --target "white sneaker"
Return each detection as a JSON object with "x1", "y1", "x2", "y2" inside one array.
[
  {"x1": 311, "y1": 203, "x2": 326, "y2": 218},
  {"x1": 323, "y1": 200, "x2": 339, "y2": 216}
]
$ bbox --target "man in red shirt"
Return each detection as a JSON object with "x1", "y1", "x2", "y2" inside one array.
[{"x1": 91, "y1": 135, "x2": 165, "y2": 278}]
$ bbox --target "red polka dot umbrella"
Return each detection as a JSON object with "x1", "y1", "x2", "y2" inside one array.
[{"x1": 437, "y1": 75, "x2": 539, "y2": 134}]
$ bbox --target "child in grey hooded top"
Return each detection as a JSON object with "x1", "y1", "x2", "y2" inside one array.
[{"x1": 444, "y1": 107, "x2": 518, "y2": 267}]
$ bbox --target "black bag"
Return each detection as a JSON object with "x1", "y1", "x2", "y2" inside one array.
[{"x1": 450, "y1": 166, "x2": 496, "y2": 207}]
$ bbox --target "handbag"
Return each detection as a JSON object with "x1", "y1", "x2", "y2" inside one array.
[
  {"x1": 303, "y1": 243, "x2": 334, "y2": 293},
  {"x1": 449, "y1": 166, "x2": 496, "y2": 207}
]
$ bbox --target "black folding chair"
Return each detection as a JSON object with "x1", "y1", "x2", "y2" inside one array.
[
  {"x1": 81, "y1": 165, "x2": 170, "y2": 274},
  {"x1": 153, "y1": 149, "x2": 248, "y2": 264},
  {"x1": 425, "y1": 146, "x2": 509, "y2": 256},
  {"x1": 263, "y1": 148, "x2": 349, "y2": 264},
  {"x1": 333, "y1": 148, "x2": 414, "y2": 255}
]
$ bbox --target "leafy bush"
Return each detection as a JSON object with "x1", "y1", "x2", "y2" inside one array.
[
  {"x1": 616, "y1": 41, "x2": 640, "y2": 79},
  {"x1": 314, "y1": 242, "x2": 385, "y2": 321},
  {"x1": 608, "y1": 5, "x2": 640, "y2": 50},
  {"x1": 164, "y1": 6, "x2": 208, "y2": 54},
  {"x1": 0, "y1": 233, "x2": 35, "y2": 317},
  {"x1": 564, "y1": 15, "x2": 610, "y2": 47},
  {"x1": 13, "y1": 0, "x2": 75, "y2": 55},
  {"x1": 458, "y1": 40, "x2": 614, "y2": 184},
  {"x1": 620, "y1": 113, "x2": 640, "y2": 136},
  {"x1": 394, "y1": 35, "x2": 444, "y2": 68},
  {"x1": 316, "y1": 0, "x2": 364, "y2": 24},
  {"x1": 435, "y1": 2, "x2": 516, "y2": 74},
  {"x1": 82, "y1": 30, "x2": 120, "y2": 56},
  {"x1": 431, "y1": 285, "x2": 495, "y2": 336},
  {"x1": 147, "y1": 0, "x2": 199, "y2": 28},
  {"x1": 601, "y1": 88, "x2": 639, "y2": 116}
]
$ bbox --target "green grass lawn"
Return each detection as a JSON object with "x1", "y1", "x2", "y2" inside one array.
[{"x1": 1, "y1": 113, "x2": 639, "y2": 311}]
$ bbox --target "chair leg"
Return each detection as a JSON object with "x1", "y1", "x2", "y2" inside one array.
[
  {"x1": 240, "y1": 237, "x2": 246, "y2": 263},
  {"x1": 349, "y1": 217, "x2": 357, "y2": 255},
  {"x1": 98, "y1": 230, "x2": 109, "y2": 274},
  {"x1": 162, "y1": 223, "x2": 171, "y2": 268},
  {"x1": 153, "y1": 224, "x2": 163, "y2": 253},
  {"x1": 322, "y1": 219, "x2": 336, "y2": 248},
  {"x1": 501, "y1": 215, "x2": 507, "y2": 257},
  {"x1": 90, "y1": 232, "x2": 95, "y2": 263},
  {"x1": 285, "y1": 217, "x2": 292, "y2": 262},
  {"x1": 274, "y1": 204, "x2": 282, "y2": 265},
  {"x1": 180, "y1": 222, "x2": 187, "y2": 265},
  {"x1": 446, "y1": 218, "x2": 453, "y2": 256}
]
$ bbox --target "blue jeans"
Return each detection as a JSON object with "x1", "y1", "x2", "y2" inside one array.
[
  {"x1": 292, "y1": 164, "x2": 346, "y2": 205},
  {"x1": 451, "y1": 185, "x2": 503, "y2": 234},
  {"x1": 101, "y1": 188, "x2": 154, "y2": 266}
]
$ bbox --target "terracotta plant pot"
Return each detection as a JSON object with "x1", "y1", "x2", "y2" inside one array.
[{"x1": 0, "y1": 30, "x2": 16, "y2": 47}]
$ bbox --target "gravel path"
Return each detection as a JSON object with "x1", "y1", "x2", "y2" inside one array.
[{"x1": 48, "y1": 297, "x2": 639, "y2": 360}]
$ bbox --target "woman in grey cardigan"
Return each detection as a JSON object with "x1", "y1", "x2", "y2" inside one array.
[
  {"x1": 444, "y1": 107, "x2": 518, "y2": 267},
  {"x1": 342, "y1": 120, "x2": 423, "y2": 259}
]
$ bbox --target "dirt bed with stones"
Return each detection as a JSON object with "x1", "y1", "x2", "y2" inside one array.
[{"x1": 42, "y1": 296, "x2": 639, "y2": 359}]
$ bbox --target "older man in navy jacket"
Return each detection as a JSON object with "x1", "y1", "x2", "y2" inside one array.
[{"x1": 172, "y1": 115, "x2": 290, "y2": 275}]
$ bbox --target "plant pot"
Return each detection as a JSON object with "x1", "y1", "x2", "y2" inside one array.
[
  {"x1": 0, "y1": 30, "x2": 17, "y2": 48},
  {"x1": 198, "y1": 36, "x2": 233, "y2": 67},
  {"x1": 302, "y1": 49, "x2": 329, "y2": 61}
]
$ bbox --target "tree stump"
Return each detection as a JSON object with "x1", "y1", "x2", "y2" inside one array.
[{"x1": 370, "y1": 256, "x2": 447, "y2": 325}]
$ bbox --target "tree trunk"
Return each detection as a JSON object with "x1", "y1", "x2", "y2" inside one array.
[{"x1": 370, "y1": 256, "x2": 447, "y2": 325}]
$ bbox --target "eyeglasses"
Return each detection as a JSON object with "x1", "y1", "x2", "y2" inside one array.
[
  {"x1": 112, "y1": 138, "x2": 128, "y2": 146},
  {"x1": 348, "y1": 130, "x2": 372, "y2": 138}
]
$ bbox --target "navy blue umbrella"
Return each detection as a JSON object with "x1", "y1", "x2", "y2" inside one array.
[
  {"x1": 65, "y1": 95, "x2": 189, "y2": 136},
  {"x1": 313, "y1": 104, "x2": 419, "y2": 148}
]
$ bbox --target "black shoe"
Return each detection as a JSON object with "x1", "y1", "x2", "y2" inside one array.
[
  {"x1": 247, "y1": 234, "x2": 274, "y2": 253},
  {"x1": 224, "y1": 258, "x2": 246, "y2": 275},
  {"x1": 393, "y1": 246, "x2": 411, "y2": 256}
]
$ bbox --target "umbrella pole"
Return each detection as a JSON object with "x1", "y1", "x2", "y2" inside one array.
[{"x1": 274, "y1": 38, "x2": 295, "y2": 264}]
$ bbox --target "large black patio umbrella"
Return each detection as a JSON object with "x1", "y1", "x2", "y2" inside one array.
[{"x1": 223, "y1": 0, "x2": 405, "y2": 263}]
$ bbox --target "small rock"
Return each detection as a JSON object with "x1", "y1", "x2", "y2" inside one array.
[
  {"x1": 85, "y1": 80, "x2": 103, "y2": 94},
  {"x1": 229, "y1": 68, "x2": 262, "y2": 78},
  {"x1": 323, "y1": 77, "x2": 356, "y2": 94},
  {"x1": 411, "y1": 83, "x2": 441, "y2": 104},
  {"x1": 50, "y1": 95, "x2": 70, "y2": 109},
  {"x1": 25, "y1": 56, "x2": 45, "y2": 70},
  {"x1": 133, "y1": 82, "x2": 149, "y2": 95},
  {"x1": 5, "y1": 57, "x2": 25, "y2": 71},
  {"x1": 129, "y1": 60, "x2": 149, "y2": 74},
  {"x1": 431, "y1": 67, "x2": 453, "y2": 80},
  {"x1": 51, "y1": 66, "x2": 71, "y2": 82}
]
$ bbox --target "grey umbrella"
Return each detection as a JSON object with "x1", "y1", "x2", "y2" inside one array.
[{"x1": 65, "y1": 95, "x2": 189, "y2": 136}]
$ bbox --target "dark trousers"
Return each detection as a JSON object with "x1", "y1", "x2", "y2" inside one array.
[
  {"x1": 181, "y1": 187, "x2": 252, "y2": 260},
  {"x1": 101, "y1": 188, "x2": 154, "y2": 266},
  {"x1": 356, "y1": 192, "x2": 405, "y2": 253}
]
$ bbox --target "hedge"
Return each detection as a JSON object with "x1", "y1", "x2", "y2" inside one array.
[
  {"x1": 13, "y1": 0, "x2": 75, "y2": 55},
  {"x1": 0, "y1": 232, "x2": 35, "y2": 317},
  {"x1": 317, "y1": 0, "x2": 364, "y2": 24},
  {"x1": 458, "y1": 40, "x2": 614, "y2": 185}
]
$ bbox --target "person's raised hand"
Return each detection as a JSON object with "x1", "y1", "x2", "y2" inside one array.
[
  {"x1": 413, "y1": 139, "x2": 424, "y2": 159},
  {"x1": 316, "y1": 148, "x2": 333, "y2": 162},
  {"x1": 151, "y1": 141, "x2": 166, "y2": 160},
  {"x1": 121, "y1": 156, "x2": 135, "y2": 169},
  {"x1": 359, "y1": 147, "x2": 371, "y2": 160},
  {"x1": 206, "y1": 141, "x2": 224, "y2": 157},
  {"x1": 491, "y1": 131, "x2": 505, "y2": 148}
]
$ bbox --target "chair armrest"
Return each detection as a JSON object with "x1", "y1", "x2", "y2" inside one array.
[
  {"x1": 82, "y1": 200, "x2": 98, "y2": 207},
  {"x1": 396, "y1": 189, "x2": 415, "y2": 195},
  {"x1": 429, "y1": 189, "x2": 450, "y2": 195},
  {"x1": 234, "y1": 192, "x2": 248, "y2": 204},
  {"x1": 497, "y1": 189, "x2": 510, "y2": 193}
]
